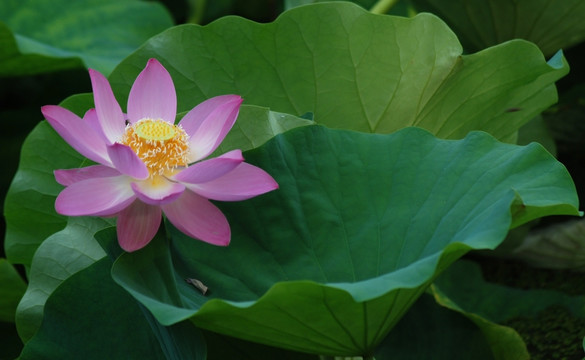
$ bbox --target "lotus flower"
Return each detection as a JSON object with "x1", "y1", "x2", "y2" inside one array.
[{"x1": 42, "y1": 59, "x2": 278, "y2": 252}]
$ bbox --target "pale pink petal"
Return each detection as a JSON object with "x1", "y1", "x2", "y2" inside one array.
[
  {"x1": 187, "y1": 163, "x2": 279, "y2": 201},
  {"x1": 173, "y1": 149, "x2": 243, "y2": 184},
  {"x1": 55, "y1": 165, "x2": 120, "y2": 186},
  {"x1": 181, "y1": 95, "x2": 243, "y2": 162},
  {"x1": 106, "y1": 143, "x2": 149, "y2": 180},
  {"x1": 127, "y1": 59, "x2": 176, "y2": 124},
  {"x1": 131, "y1": 177, "x2": 185, "y2": 206},
  {"x1": 117, "y1": 200, "x2": 162, "y2": 252},
  {"x1": 84, "y1": 109, "x2": 101, "y2": 133},
  {"x1": 42, "y1": 105, "x2": 111, "y2": 165},
  {"x1": 89, "y1": 68, "x2": 126, "y2": 143},
  {"x1": 162, "y1": 190, "x2": 230, "y2": 246},
  {"x1": 179, "y1": 95, "x2": 242, "y2": 135},
  {"x1": 83, "y1": 108, "x2": 111, "y2": 145},
  {"x1": 55, "y1": 176, "x2": 135, "y2": 216}
]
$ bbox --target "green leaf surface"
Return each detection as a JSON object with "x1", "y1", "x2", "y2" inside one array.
[
  {"x1": 0, "y1": 0, "x2": 174, "y2": 76},
  {"x1": 19, "y1": 256, "x2": 206, "y2": 360},
  {"x1": 376, "y1": 293, "x2": 496, "y2": 360},
  {"x1": 204, "y1": 330, "x2": 319, "y2": 360},
  {"x1": 430, "y1": 283, "x2": 530, "y2": 360},
  {"x1": 411, "y1": 0, "x2": 585, "y2": 56},
  {"x1": 4, "y1": 94, "x2": 93, "y2": 269},
  {"x1": 112, "y1": 126, "x2": 579, "y2": 356},
  {"x1": 15, "y1": 217, "x2": 110, "y2": 343},
  {"x1": 0, "y1": 22, "x2": 82, "y2": 76},
  {"x1": 3, "y1": 120, "x2": 82, "y2": 269},
  {"x1": 431, "y1": 259, "x2": 585, "y2": 359},
  {"x1": 110, "y1": 2, "x2": 567, "y2": 142},
  {"x1": 0, "y1": 259, "x2": 26, "y2": 323},
  {"x1": 285, "y1": 0, "x2": 378, "y2": 12},
  {"x1": 432, "y1": 260, "x2": 585, "y2": 322}
]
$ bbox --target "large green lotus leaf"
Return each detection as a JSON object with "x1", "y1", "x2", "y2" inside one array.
[
  {"x1": 427, "y1": 286, "x2": 530, "y2": 359},
  {"x1": 19, "y1": 255, "x2": 206, "y2": 360},
  {"x1": 4, "y1": 90, "x2": 310, "y2": 270},
  {"x1": 15, "y1": 217, "x2": 110, "y2": 342},
  {"x1": 0, "y1": 0, "x2": 173, "y2": 76},
  {"x1": 0, "y1": 258, "x2": 26, "y2": 323},
  {"x1": 432, "y1": 260, "x2": 585, "y2": 322},
  {"x1": 0, "y1": 22, "x2": 81, "y2": 76},
  {"x1": 3, "y1": 120, "x2": 85, "y2": 269},
  {"x1": 109, "y1": 2, "x2": 567, "y2": 142},
  {"x1": 431, "y1": 259, "x2": 585, "y2": 359},
  {"x1": 411, "y1": 0, "x2": 585, "y2": 56},
  {"x1": 203, "y1": 330, "x2": 319, "y2": 360},
  {"x1": 111, "y1": 126, "x2": 579, "y2": 356},
  {"x1": 4, "y1": 94, "x2": 99, "y2": 270},
  {"x1": 375, "y1": 293, "x2": 506, "y2": 360}
]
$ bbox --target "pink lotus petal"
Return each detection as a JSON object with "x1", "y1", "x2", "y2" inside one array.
[
  {"x1": 83, "y1": 108, "x2": 111, "y2": 145},
  {"x1": 173, "y1": 149, "x2": 244, "y2": 184},
  {"x1": 181, "y1": 95, "x2": 243, "y2": 162},
  {"x1": 42, "y1": 105, "x2": 111, "y2": 165},
  {"x1": 187, "y1": 162, "x2": 279, "y2": 201},
  {"x1": 179, "y1": 95, "x2": 241, "y2": 135},
  {"x1": 55, "y1": 176, "x2": 135, "y2": 216},
  {"x1": 127, "y1": 59, "x2": 177, "y2": 124},
  {"x1": 106, "y1": 143, "x2": 150, "y2": 180},
  {"x1": 131, "y1": 177, "x2": 185, "y2": 206},
  {"x1": 89, "y1": 68, "x2": 126, "y2": 144},
  {"x1": 162, "y1": 190, "x2": 230, "y2": 246},
  {"x1": 55, "y1": 165, "x2": 121, "y2": 186},
  {"x1": 117, "y1": 200, "x2": 162, "y2": 252}
]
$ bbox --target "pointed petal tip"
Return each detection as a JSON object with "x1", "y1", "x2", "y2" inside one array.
[
  {"x1": 118, "y1": 231, "x2": 156, "y2": 252},
  {"x1": 117, "y1": 231, "x2": 156, "y2": 252},
  {"x1": 271, "y1": 179, "x2": 280, "y2": 191},
  {"x1": 186, "y1": 96, "x2": 244, "y2": 161},
  {"x1": 117, "y1": 202, "x2": 162, "y2": 252},
  {"x1": 196, "y1": 228, "x2": 231, "y2": 247},
  {"x1": 213, "y1": 234, "x2": 230, "y2": 247},
  {"x1": 219, "y1": 95, "x2": 244, "y2": 109},
  {"x1": 187, "y1": 163, "x2": 279, "y2": 201},
  {"x1": 54, "y1": 169, "x2": 65, "y2": 186},
  {"x1": 54, "y1": 176, "x2": 136, "y2": 217},
  {"x1": 41, "y1": 104, "x2": 75, "y2": 119},
  {"x1": 162, "y1": 191, "x2": 231, "y2": 246},
  {"x1": 143, "y1": 58, "x2": 165, "y2": 74},
  {"x1": 128, "y1": 57, "x2": 176, "y2": 124},
  {"x1": 203, "y1": 94, "x2": 244, "y2": 109},
  {"x1": 227, "y1": 94, "x2": 243, "y2": 103},
  {"x1": 40, "y1": 104, "x2": 55, "y2": 114},
  {"x1": 118, "y1": 235, "x2": 146, "y2": 252},
  {"x1": 147, "y1": 58, "x2": 162, "y2": 66},
  {"x1": 88, "y1": 67, "x2": 106, "y2": 81},
  {"x1": 89, "y1": 67, "x2": 126, "y2": 143},
  {"x1": 119, "y1": 242, "x2": 140, "y2": 252}
]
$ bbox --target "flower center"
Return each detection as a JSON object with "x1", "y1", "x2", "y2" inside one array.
[
  {"x1": 135, "y1": 120, "x2": 176, "y2": 141},
  {"x1": 121, "y1": 119, "x2": 190, "y2": 176}
]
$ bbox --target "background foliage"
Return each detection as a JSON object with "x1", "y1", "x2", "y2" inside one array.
[{"x1": 3, "y1": 0, "x2": 585, "y2": 359}]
